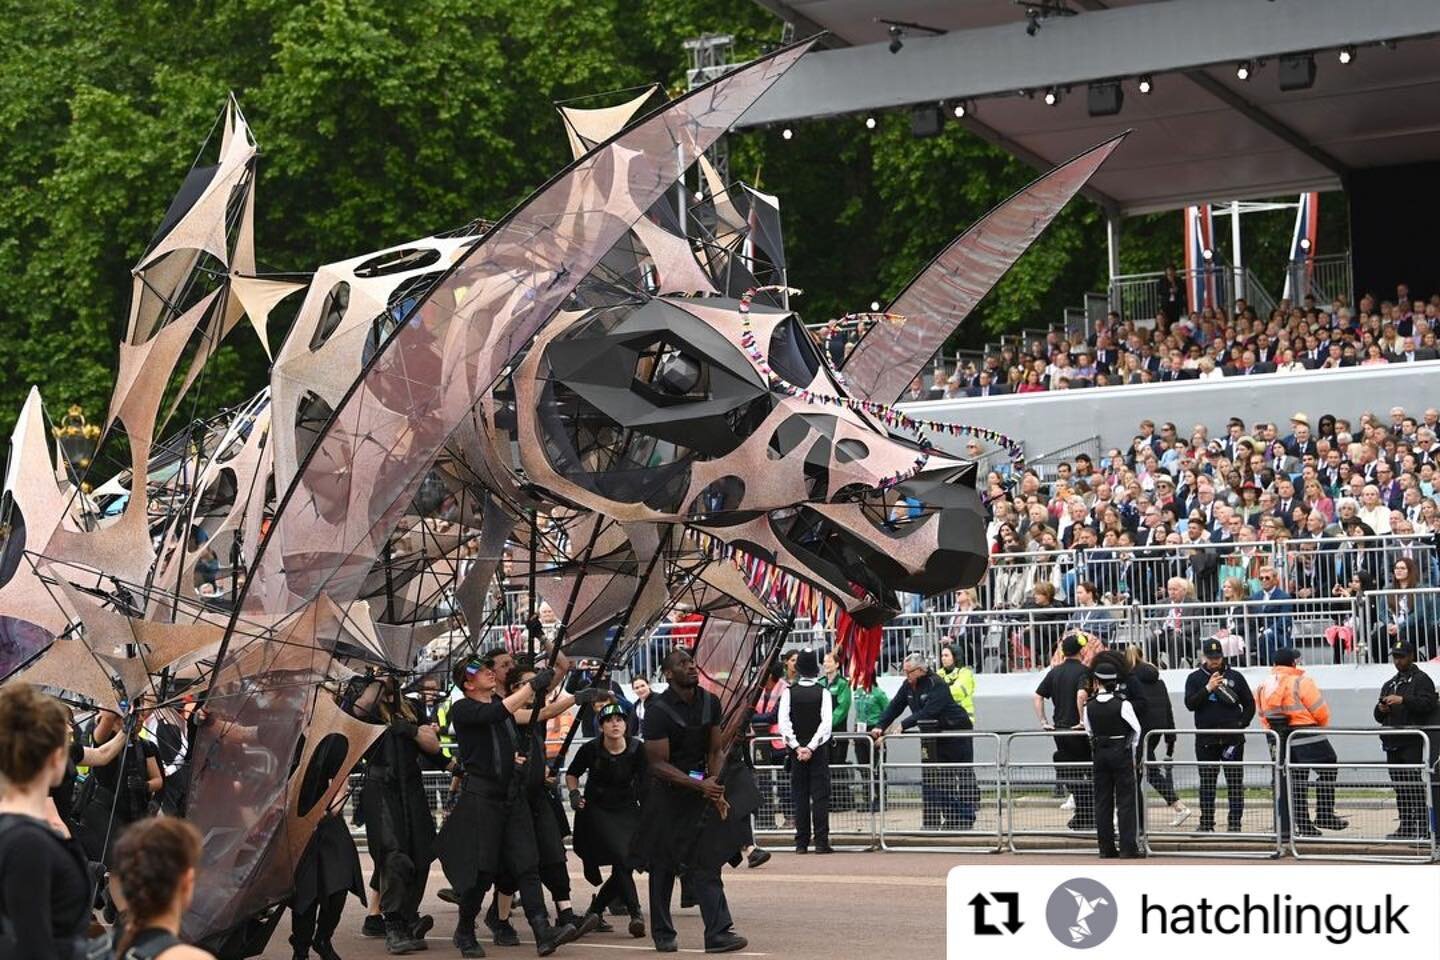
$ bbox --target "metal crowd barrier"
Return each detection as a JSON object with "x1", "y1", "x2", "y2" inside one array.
[
  {"x1": 1284, "y1": 728, "x2": 1438, "y2": 863},
  {"x1": 339, "y1": 728, "x2": 1437, "y2": 862},
  {"x1": 878, "y1": 731, "x2": 1004, "y2": 852},
  {"x1": 1140, "y1": 729, "x2": 1282, "y2": 858},
  {"x1": 1003, "y1": 730, "x2": 1097, "y2": 853},
  {"x1": 747, "y1": 732, "x2": 878, "y2": 850}
]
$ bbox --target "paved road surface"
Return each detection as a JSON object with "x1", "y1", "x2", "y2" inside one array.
[{"x1": 265, "y1": 850, "x2": 1268, "y2": 959}]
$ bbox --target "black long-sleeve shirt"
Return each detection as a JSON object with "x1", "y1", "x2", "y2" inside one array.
[
  {"x1": 0, "y1": 814, "x2": 92, "y2": 960},
  {"x1": 1183, "y1": 665, "x2": 1255, "y2": 731},
  {"x1": 1374, "y1": 666, "x2": 1439, "y2": 750},
  {"x1": 873, "y1": 673, "x2": 972, "y2": 732}
]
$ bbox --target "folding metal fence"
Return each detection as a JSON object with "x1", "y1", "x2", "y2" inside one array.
[
  {"x1": 1284, "y1": 728, "x2": 1438, "y2": 863},
  {"x1": 341, "y1": 729, "x2": 1439, "y2": 863},
  {"x1": 1140, "y1": 729, "x2": 1282, "y2": 858},
  {"x1": 877, "y1": 731, "x2": 1004, "y2": 852},
  {"x1": 749, "y1": 732, "x2": 878, "y2": 851}
]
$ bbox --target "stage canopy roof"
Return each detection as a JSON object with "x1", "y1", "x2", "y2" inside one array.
[{"x1": 743, "y1": 0, "x2": 1440, "y2": 216}]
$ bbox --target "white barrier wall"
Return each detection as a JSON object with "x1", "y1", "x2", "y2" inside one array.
[{"x1": 900, "y1": 361, "x2": 1440, "y2": 460}]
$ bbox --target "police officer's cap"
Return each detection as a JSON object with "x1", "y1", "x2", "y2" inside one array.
[
  {"x1": 1092, "y1": 663, "x2": 1119, "y2": 681},
  {"x1": 1390, "y1": 639, "x2": 1417, "y2": 658},
  {"x1": 1201, "y1": 638, "x2": 1224, "y2": 659}
]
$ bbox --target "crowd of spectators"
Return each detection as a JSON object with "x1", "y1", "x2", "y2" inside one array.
[
  {"x1": 956, "y1": 399, "x2": 1440, "y2": 668},
  {"x1": 903, "y1": 282, "x2": 1440, "y2": 399}
]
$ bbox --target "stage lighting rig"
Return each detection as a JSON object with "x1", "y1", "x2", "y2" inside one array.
[{"x1": 876, "y1": 17, "x2": 947, "y2": 54}]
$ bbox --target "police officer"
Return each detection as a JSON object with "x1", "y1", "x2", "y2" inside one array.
[
  {"x1": 777, "y1": 649, "x2": 834, "y2": 854},
  {"x1": 1183, "y1": 638, "x2": 1255, "y2": 832},
  {"x1": 437, "y1": 654, "x2": 576, "y2": 957},
  {"x1": 1255, "y1": 648, "x2": 1348, "y2": 840},
  {"x1": 1374, "y1": 639, "x2": 1439, "y2": 840},
  {"x1": 1081, "y1": 654, "x2": 1143, "y2": 858}
]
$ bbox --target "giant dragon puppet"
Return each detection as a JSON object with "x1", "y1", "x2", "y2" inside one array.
[{"x1": 0, "y1": 41, "x2": 1122, "y2": 954}]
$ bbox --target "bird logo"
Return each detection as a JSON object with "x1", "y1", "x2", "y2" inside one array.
[
  {"x1": 1044, "y1": 878, "x2": 1118, "y2": 949},
  {"x1": 1063, "y1": 887, "x2": 1110, "y2": 943}
]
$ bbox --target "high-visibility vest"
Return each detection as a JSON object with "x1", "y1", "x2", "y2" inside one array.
[
  {"x1": 546, "y1": 709, "x2": 575, "y2": 761},
  {"x1": 1255, "y1": 666, "x2": 1330, "y2": 729}
]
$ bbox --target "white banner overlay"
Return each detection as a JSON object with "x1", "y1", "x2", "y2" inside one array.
[{"x1": 948, "y1": 864, "x2": 1440, "y2": 957}]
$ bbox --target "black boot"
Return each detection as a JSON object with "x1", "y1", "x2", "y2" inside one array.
[
  {"x1": 484, "y1": 900, "x2": 521, "y2": 947},
  {"x1": 528, "y1": 914, "x2": 577, "y2": 957},
  {"x1": 584, "y1": 898, "x2": 613, "y2": 933},
  {"x1": 362, "y1": 915, "x2": 386, "y2": 938},
  {"x1": 313, "y1": 941, "x2": 342, "y2": 960},
  {"x1": 453, "y1": 923, "x2": 486, "y2": 958},
  {"x1": 556, "y1": 908, "x2": 600, "y2": 939},
  {"x1": 385, "y1": 918, "x2": 424, "y2": 955}
]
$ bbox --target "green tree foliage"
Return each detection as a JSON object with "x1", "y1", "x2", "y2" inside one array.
[{"x1": 0, "y1": 0, "x2": 1350, "y2": 439}]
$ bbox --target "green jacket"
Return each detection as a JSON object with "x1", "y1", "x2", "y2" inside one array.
[
  {"x1": 853, "y1": 685, "x2": 890, "y2": 729},
  {"x1": 936, "y1": 664, "x2": 977, "y2": 723},
  {"x1": 821, "y1": 673, "x2": 852, "y2": 730}
]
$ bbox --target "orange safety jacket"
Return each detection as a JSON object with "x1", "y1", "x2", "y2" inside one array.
[{"x1": 1255, "y1": 665, "x2": 1330, "y2": 729}]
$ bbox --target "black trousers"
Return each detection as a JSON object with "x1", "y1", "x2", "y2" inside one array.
[
  {"x1": 1143, "y1": 739, "x2": 1179, "y2": 806},
  {"x1": 378, "y1": 850, "x2": 426, "y2": 921},
  {"x1": 649, "y1": 864, "x2": 733, "y2": 947},
  {"x1": 1093, "y1": 740, "x2": 1139, "y2": 855},
  {"x1": 1279, "y1": 734, "x2": 1339, "y2": 832},
  {"x1": 1054, "y1": 735, "x2": 1094, "y2": 827},
  {"x1": 1384, "y1": 741, "x2": 1427, "y2": 830},
  {"x1": 1195, "y1": 736, "x2": 1246, "y2": 829},
  {"x1": 789, "y1": 748, "x2": 831, "y2": 846},
  {"x1": 291, "y1": 890, "x2": 346, "y2": 951},
  {"x1": 590, "y1": 867, "x2": 640, "y2": 916}
]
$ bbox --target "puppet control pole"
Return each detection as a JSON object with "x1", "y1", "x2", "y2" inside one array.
[
  {"x1": 526, "y1": 508, "x2": 539, "y2": 659},
  {"x1": 545, "y1": 530, "x2": 670, "y2": 778}
]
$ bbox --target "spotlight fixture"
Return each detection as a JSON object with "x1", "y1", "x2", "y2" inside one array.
[
  {"x1": 1299, "y1": 237, "x2": 1312, "y2": 251},
  {"x1": 1087, "y1": 80, "x2": 1123, "y2": 117},
  {"x1": 870, "y1": 301, "x2": 881, "y2": 311},
  {"x1": 876, "y1": 17, "x2": 946, "y2": 54},
  {"x1": 950, "y1": 100, "x2": 967, "y2": 119},
  {"x1": 1278, "y1": 53, "x2": 1316, "y2": 92},
  {"x1": 781, "y1": 127, "x2": 793, "y2": 140},
  {"x1": 1338, "y1": 46, "x2": 1354, "y2": 65},
  {"x1": 865, "y1": 116, "x2": 877, "y2": 130},
  {"x1": 1044, "y1": 87, "x2": 1060, "y2": 106},
  {"x1": 1236, "y1": 60, "x2": 1252, "y2": 81},
  {"x1": 693, "y1": 190, "x2": 704, "y2": 203},
  {"x1": 1201, "y1": 248, "x2": 1214, "y2": 261},
  {"x1": 1137, "y1": 74, "x2": 1153, "y2": 94}
]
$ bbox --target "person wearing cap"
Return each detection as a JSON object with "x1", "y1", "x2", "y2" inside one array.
[
  {"x1": 1033, "y1": 634, "x2": 1096, "y2": 830},
  {"x1": 1081, "y1": 652, "x2": 1143, "y2": 858},
  {"x1": 778, "y1": 649, "x2": 835, "y2": 854},
  {"x1": 1184, "y1": 638, "x2": 1256, "y2": 833},
  {"x1": 1254, "y1": 649, "x2": 1348, "y2": 840},
  {"x1": 1374, "y1": 639, "x2": 1440, "y2": 840},
  {"x1": 438, "y1": 655, "x2": 577, "y2": 957},
  {"x1": 566, "y1": 702, "x2": 649, "y2": 938},
  {"x1": 1282, "y1": 413, "x2": 1318, "y2": 460}
]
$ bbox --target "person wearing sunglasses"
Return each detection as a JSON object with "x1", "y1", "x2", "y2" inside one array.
[{"x1": 438, "y1": 656, "x2": 576, "y2": 958}]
